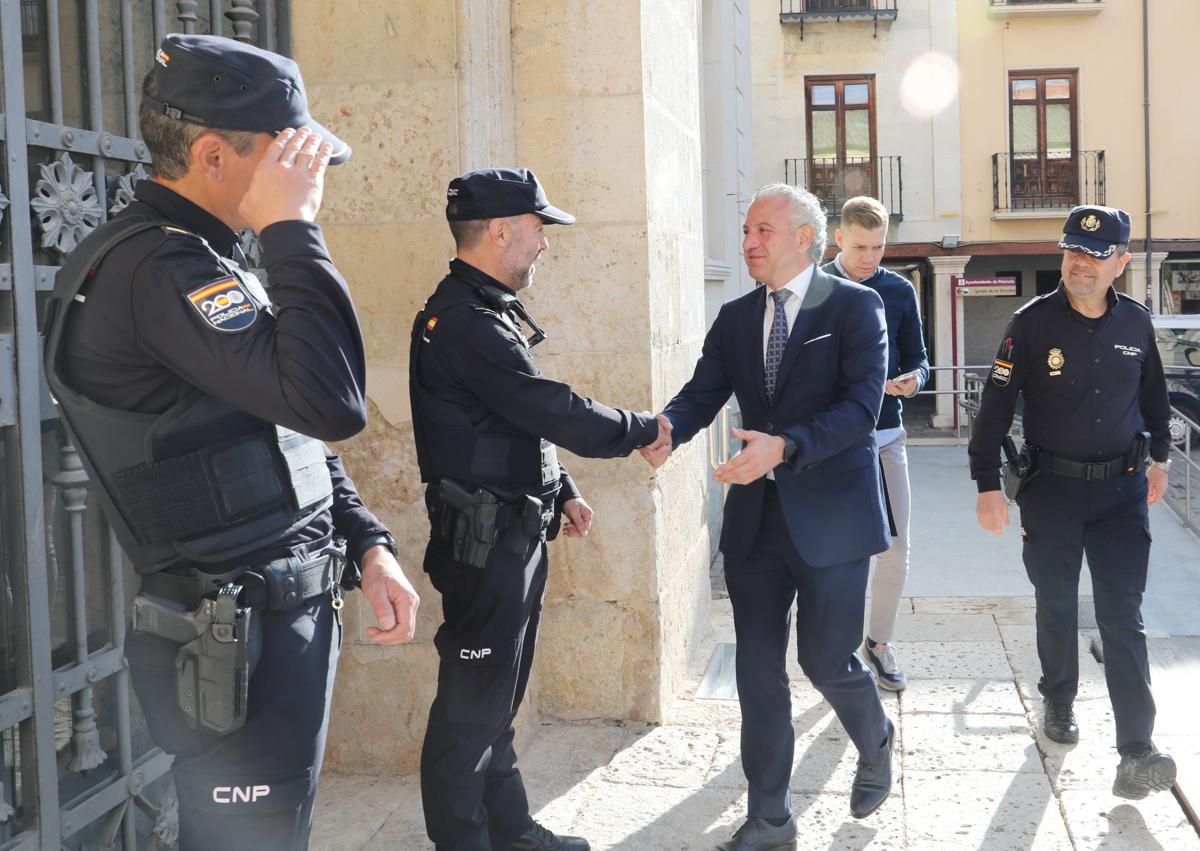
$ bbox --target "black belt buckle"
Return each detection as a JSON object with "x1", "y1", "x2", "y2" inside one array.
[{"x1": 1083, "y1": 462, "x2": 1098, "y2": 482}]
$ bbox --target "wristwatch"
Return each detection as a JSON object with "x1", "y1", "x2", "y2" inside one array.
[
  {"x1": 1149, "y1": 459, "x2": 1171, "y2": 473},
  {"x1": 357, "y1": 531, "x2": 398, "y2": 560}
]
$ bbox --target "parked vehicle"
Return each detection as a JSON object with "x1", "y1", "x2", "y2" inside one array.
[{"x1": 1152, "y1": 314, "x2": 1200, "y2": 447}]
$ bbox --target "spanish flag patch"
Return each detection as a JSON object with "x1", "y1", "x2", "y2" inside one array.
[{"x1": 185, "y1": 276, "x2": 258, "y2": 333}]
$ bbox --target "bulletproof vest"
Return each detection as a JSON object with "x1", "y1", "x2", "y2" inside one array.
[
  {"x1": 42, "y1": 216, "x2": 333, "y2": 573},
  {"x1": 409, "y1": 277, "x2": 559, "y2": 492}
]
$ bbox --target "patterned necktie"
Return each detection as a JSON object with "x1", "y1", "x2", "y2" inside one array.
[{"x1": 764, "y1": 288, "x2": 792, "y2": 404}]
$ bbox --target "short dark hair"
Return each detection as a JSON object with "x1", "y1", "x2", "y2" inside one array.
[
  {"x1": 449, "y1": 218, "x2": 490, "y2": 251},
  {"x1": 138, "y1": 72, "x2": 258, "y2": 180}
]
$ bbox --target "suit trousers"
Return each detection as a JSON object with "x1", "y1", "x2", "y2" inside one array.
[
  {"x1": 724, "y1": 481, "x2": 890, "y2": 819},
  {"x1": 421, "y1": 535, "x2": 547, "y2": 851},
  {"x1": 868, "y1": 429, "x2": 911, "y2": 644},
  {"x1": 1017, "y1": 469, "x2": 1156, "y2": 755}
]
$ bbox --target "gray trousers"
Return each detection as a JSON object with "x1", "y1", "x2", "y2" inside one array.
[{"x1": 868, "y1": 429, "x2": 911, "y2": 643}]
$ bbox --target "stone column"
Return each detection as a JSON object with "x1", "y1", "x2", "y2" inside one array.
[
  {"x1": 1124, "y1": 251, "x2": 1169, "y2": 312},
  {"x1": 510, "y1": 0, "x2": 710, "y2": 722},
  {"x1": 294, "y1": 0, "x2": 714, "y2": 774},
  {"x1": 928, "y1": 255, "x2": 971, "y2": 429}
]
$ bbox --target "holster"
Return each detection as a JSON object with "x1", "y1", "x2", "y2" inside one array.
[
  {"x1": 1124, "y1": 430, "x2": 1151, "y2": 474},
  {"x1": 427, "y1": 479, "x2": 558, "y2": 568},
  {"x1": 131, "y1": 583, "x2": 259, "y2": 736},
  {"x1": 1001, "y1": 436, "x2": 1038, "y2": 501}
]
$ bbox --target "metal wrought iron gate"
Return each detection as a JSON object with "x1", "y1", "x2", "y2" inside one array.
[{"x1": 1, "y1": 3, "x2": 288, "y2": 848}]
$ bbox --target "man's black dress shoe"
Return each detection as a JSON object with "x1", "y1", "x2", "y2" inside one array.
[
  {"x1": 1042, "y1": 700, "x2": 1079, "y2": 744},
  {"x1": 714, "y1": 816, "x2": 797, "y2": 851},
  {"x1": 850, "y1": 720, "x2": 895, "y2": 819},
  {"x1": 494, "y1": 821, "x2": 590, "y2": 851}
]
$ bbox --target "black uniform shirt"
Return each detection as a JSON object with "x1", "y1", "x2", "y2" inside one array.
[
  {"x1": 59, "y1": 181, "x2": 387, "y2": 566},
  {"x1": 414, "y1": 260, "x2": 659, "y2": 500},
  {"x1": 969, "y1": 284, "x2": 1172, "y2": 492}
]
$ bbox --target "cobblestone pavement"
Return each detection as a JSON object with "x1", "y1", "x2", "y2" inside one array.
[{"x1": 311, "y1": 596, "x2": 1200, "y2": 850}]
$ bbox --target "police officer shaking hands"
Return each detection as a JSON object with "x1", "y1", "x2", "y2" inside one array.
[
  {"x1": 969, "y1": 205, "x2": 1176, "y2": 800},
  {"x1": 43, "y1": 35, "x2": 419, "y2": 850},
  {"x1": 411, "y1": 168, "x2": 672, "y2": 851}
]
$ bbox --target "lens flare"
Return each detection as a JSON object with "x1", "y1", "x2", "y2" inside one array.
[{"x1": 900, "y1": 52, "x2": 959, "y2": 119}]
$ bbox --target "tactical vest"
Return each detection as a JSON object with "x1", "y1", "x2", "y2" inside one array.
[
  {"x1": 43, "y1": 216, "x2": 333, "y2": 573},
  {"x1": 409, "y1": 279, "x2": 559, "y2": 493}
]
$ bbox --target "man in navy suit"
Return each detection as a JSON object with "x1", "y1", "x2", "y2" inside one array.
[{"x1": 644, "y1": 184, "x2": 894, "y2": 850}]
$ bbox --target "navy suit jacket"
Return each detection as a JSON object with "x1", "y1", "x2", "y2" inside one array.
[{"x1": 664, "y1": 267, "x2": 891, "y2": 567}]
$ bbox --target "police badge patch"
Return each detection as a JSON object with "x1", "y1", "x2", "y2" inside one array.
[
  {"x1": 992, "y1": 358, "x2": 1013, "y2": 386},
  {"x1": 185, "y1": 276, "x2": 259, "y2": 333},
  {"x1": 1047, "y1": 347, "x2": 1065, "y2": 376}
]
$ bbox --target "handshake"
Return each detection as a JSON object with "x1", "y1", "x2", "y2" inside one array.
[{"x1": 637, "y1": 414, "x2": 787, "y2": 485}]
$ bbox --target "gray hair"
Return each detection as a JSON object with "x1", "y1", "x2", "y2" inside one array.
[
  {"x1": 750, "y1": 183, "x2": 828, "y2": 263},
  {"x1": 139, "y1": 72, "x2": 257, "y2": 180}
]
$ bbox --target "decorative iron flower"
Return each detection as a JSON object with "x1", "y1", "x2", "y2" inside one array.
[
  {"x1": 109, "y1": 164, "x2": 149, "y2": 215},
  {"x1": 30, "y1": 153, "x2": 103, "y2": 254},
  {"x1": 237, "y1": 227, "x2": 263, "y2": 269}
]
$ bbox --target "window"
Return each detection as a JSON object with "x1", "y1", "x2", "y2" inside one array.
[
  {"x1": 1009, "y1": 71, "x2": 1078, "y2": 208},
  {"x1": 1036, "y1": 269, "x2": 1061, "y2": 296},
  {"x1": 805, "y1": 75, "x2": 877, "y2": 204}
]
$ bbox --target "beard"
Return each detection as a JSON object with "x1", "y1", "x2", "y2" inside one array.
[{"x1": 507, "y1": 252, "x2": 538, "y2": 291}]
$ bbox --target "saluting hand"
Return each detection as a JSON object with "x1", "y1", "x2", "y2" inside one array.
[
  {"x1": 359, "y1": 545, "x2": 420, "y2": 645},
  {"x1": 561, "y1": 497, "x2": 594, "y2": 538},
  {"x1": 712, "y1": 427, "x2": 785, "y2": 485},
  {"x1": 976, "y1": 490, "x2": 1010, "y2": 536},
  {"x1": 239, "y1": 127, "x2": 334, "y2": 233}
]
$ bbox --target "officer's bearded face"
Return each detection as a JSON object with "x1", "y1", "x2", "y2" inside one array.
[
  {"x1": 1061, "y1": 248, "x2": 1127, "y2": 299},
  {"x1": 504, "y1": 214, "x2": 549, "y2": 291}
]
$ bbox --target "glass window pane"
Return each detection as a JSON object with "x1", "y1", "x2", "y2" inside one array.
[
  {"x1": 1011, "y1": 79, "x2": 1037, "y2": 101},
  {"x1": 845, "y1": 110, "x2": 871, "y2": 160},
  {"x1": 1012, "y1": 104, "x2": 1038, "y2": 157},
  {"x1": 811, "y1": 111, "x2": 837, "y2": 160},
  {"x1": 1046, "y1": 103, "x2": 1072, "y2": 158},
  {"x1": 845, "y1": 83, "x2": 869, "y2": 105},
  {"x1": 810, "y1": 85, "x2": 836, "y2": 106},
  {"x1": 1046, "y1": 78, "x2": 1072, "y2": 100}
]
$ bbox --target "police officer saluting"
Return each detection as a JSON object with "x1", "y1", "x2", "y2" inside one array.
[
  {"x1": 412, "y1": 168, "x2": 671, "y2": 851},
  {"x1": 969, "y1": 205, "x2": 1176, "y2": 799},
  {"x1": 43, "y1": 35, "x2": 419, "y2": 849}
]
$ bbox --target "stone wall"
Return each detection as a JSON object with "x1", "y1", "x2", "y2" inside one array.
[{"x1": 295, "y1": 0, "x2": 711, "y2": 773}]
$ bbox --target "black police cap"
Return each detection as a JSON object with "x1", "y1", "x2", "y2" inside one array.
[
  {"x1": 1059, "y1": 205, "x2": 1131, "y2": 259},
  {"x1": 142, "y1": 34, "x2": 351, "y2": 165},
  {"x1": 446, "y1": 168, "x2": 575, "y2": 225}
]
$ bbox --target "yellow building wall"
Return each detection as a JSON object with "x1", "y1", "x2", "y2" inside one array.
[{"x1": 958, "y1": 1, "x2": 1200, "y2": 245}]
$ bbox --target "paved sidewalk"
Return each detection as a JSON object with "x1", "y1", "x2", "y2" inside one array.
[{"x1": 311, "y1": 594, "x2": 1200, "y2": 850}]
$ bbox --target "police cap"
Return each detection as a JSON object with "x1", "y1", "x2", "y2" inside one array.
[
  {"x1": 446, "y1": 168, "x2": 575, "y2": 225},
  {"x1": 142, "y1": 34, "x2": 351, "y2": 165},
  {"x1": 1058, "y1": 205, "x2": 1131, "y2": 259}
]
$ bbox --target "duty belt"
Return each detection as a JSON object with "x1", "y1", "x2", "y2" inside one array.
[
  {"x1": 1039, "y1": 450, "x2": 1128, "y2": 482},
  {"x1": 141, "y1": 541, "x2": 347, "y2": 611}
]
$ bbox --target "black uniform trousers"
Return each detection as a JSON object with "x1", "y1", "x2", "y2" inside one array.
[
  {"x1": 421, "y1": 534, "x2": 548, "y2": 851},
  {"x1": 724, "y1": 481, "x2": 889, "y2": 819},
  {"x1": 1018, "y1": 469, "x2": 1156, "y2": 755},
  {"x1": 126, "y1": 594, "x2": 341, "y2": 850}
]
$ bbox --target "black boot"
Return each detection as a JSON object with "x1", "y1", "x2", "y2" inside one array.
[
  {"x1": 1042, "y1": 700, "x2": 1079, "y2": 744},
  {"x1": 1113, "y1": 748, "x2": 1176, "y2": 800}
]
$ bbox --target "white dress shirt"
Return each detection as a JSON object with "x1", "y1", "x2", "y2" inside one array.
[
  {"x1": 761, "y1": 264, "x2": 814, "y2": 360},
  {"x1": 760, "y1": 264, "x2": 814, "y2": 479}
]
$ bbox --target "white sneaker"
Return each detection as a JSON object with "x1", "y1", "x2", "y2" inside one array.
[{"x1": 863, "y1": 638, "x2": 907, "y2": 692}]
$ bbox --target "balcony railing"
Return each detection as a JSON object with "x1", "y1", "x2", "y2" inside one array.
[
  {"x1": 992, "y1": 150, "x2": 1105, "y2": 214},
  {"x1": 784, "y1": 156, "x2": 903, "y2": 221},
  {"x1": 990, "y1": 0, "x2": 1103, "y2": 10},
  {"x1": 779, "y1": 0, "x2": 897, "y2": 37}
]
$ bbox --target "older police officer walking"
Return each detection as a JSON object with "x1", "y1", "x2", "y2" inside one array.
[
  {"x1": 42, "y1": 35, "x2": 420, "y2": 850},
  {"x1": 969, "y1": 205, "x2": 1176, "y2": 799},
  {"x1": 411, "y1": 168, "x2": 672, "y2": 851}
]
